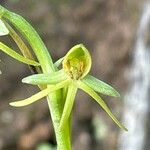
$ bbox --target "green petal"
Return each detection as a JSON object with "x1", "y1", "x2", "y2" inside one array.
[
  {"x1": 59, "y1": 82, "x2": 78, "y2": 130},
  {"x1": 77, "y1": 81, "x2": 128, "y2": 131},
  {"x1": 10, "y1": 79, "x2": 71, "y2": 107},
  {"x1": 0, "y1": 19, "x2": 9, "y2": 36},
  {"x1": 9, "y1": 88, "x2": 50, "y2": 107},
  {"x1": 63, "y1": 44, "x2": 91, "y2": 80},
  {"x1": 0, "y1": 42, "x2": 40, "y2": 66},
  {"x1": 82, "y1": 75, "x2": 120, "y2": 97},
  {"x1": 22, "y1": 69, "x2": 68, "y2": 85}
]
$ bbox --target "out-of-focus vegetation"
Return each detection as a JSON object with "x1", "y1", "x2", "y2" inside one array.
[{"x1": 36, "y1": 143, "x2": 56, "y2": 150}]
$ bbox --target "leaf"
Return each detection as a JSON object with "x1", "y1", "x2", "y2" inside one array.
[
  {"x1": 0, "y1": 42, "x2": 40, "y2": 66},
  {"x1": 59, "y1": 82, "x2": 78, "y2": 130},
  {"x1": 10, "y1": 79, "x2": 71, "y2": 107},
  {"x1": 78, "y1": 81, "x2": 128, "y2": 131},
  {"x1": 0, "y1": 19, "x2": 9, "y2": 36},
  {"x1": 82, "y1": 75, "x2": 120, "y2": 97},
  {"x1": 22, "y1": 69, "x2": 68, "y2": 85}
]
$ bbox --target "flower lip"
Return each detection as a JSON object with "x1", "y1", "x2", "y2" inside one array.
[{"x1": 62, "y1": 44, "x2": 91, "y2": 80}]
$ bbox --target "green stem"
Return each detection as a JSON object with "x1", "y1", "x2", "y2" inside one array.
[
  {"x1": 47, "y1": 96, "x2": 71, "y2": 150},
  {"x1": 0, "y1": 5, "x2": 71, "y2": 150}
]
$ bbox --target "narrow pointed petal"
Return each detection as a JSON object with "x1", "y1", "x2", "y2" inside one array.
[
  {"x1": 0, "y1": 19, "x2": 9, "y2": 35},
  {"x1": 9, "y1": 79, "x2": 71, "y2": 107},
  {"x1": 59, "y1": 83, "x2": 78, "y2": 130},
  {"x1": 22, "y1": 69, "x2": 68, "y2": 85},
  {"x1": 0, "y1": 42, "x2": 39, "y2": 66},
  {"x1": 77, "y1": 81, "x2": 127, "y2": 131},
  {"x1": 9, "y1": 88, "x2": 50, "y2": 107},
  {"x1": 82, "y1": 75, "x2": 120, "y2": 97}
]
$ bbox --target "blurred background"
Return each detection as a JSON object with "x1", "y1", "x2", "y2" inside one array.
[{"x1": 0, "y1": 0, "x2": 150, "y2": 150}]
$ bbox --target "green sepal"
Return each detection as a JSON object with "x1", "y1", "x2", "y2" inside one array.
[
  {"x1": 9, "y1": 87, "x2": 50, "y2": 107},
  {"x1": 10, "y1": 79, "x2": 71, "y2": 107},
  {"x1": 0, "y1": 19, "x2": 9, "y2": 35},
  {"x1": 0, "y1": 42, "x2": 40, "y2": 66},
  {"x1": 77, "y1": 81, "x2": 128, "y2": 131},
  {"x1": 82, "y1": 75, "x2": 120, "y2": 97},
  {"x1": 22, "y1": 69, "x2": 68, "y2": 85}
]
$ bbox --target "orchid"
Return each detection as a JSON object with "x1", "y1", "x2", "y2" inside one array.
[
  {"x1": 9, "y1": 44, "x2": 127, "y2": 131},
  {"x1": 0, "y1": 5, "x2": 127, "y2": 150}
]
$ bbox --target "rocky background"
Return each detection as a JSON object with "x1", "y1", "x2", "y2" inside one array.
[{"x1": 0, "y1": 0, "x2": 143, "y2": 150}]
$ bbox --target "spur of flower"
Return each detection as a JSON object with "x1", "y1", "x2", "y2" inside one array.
[{"x1": 9, "y1": 44, "x2": 127, "y2": 131}]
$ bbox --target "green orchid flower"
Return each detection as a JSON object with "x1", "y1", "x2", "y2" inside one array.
[
  {"x1": 0, "y1": 5, "x2": 128, "y2": 149},
  {"x1": 9, "y1": 44, "x2": 127, "y2": 131}
]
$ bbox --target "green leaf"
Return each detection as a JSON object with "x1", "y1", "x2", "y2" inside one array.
[
  {"x1": 59, "y1": 82, "x2": 78, "y2": 130},
  {"x1": 10, "y1": 79, "x2": 71, "y2": 107},
  {"x1": 78, "y1": 81, "x2": 128, "y2": 131},
  {"x1": 0, "y1": 19, "x2": 9, "y2": 36},
  {"x1": 82, "y1": 75, "x2": 120, "y2": 97},
  {"x1": 22, "y1": 69, "x2": 68, "y2": 85},
  {"x1": 0, "y1": 42, "x2": 40, "y2": 66}
]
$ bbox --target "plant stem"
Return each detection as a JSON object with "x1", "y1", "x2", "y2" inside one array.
[{"x1": 47, "y1": 96, "x2": 71, "y2": 150}]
